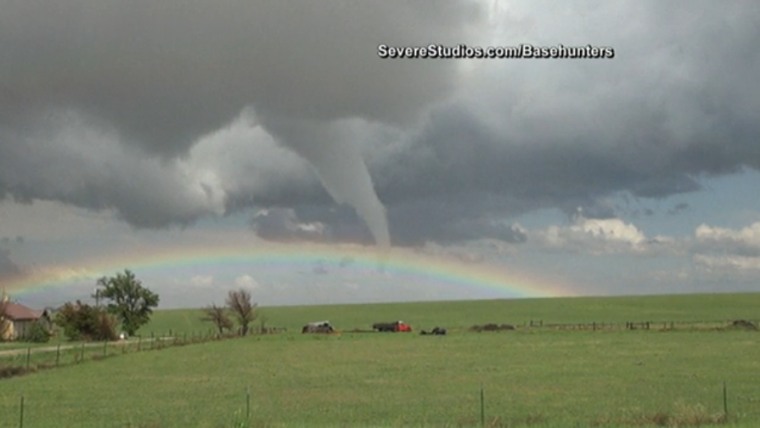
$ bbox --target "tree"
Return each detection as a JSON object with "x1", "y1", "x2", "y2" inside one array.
[
  {"x1": 202, "y1": 304, "x2": 233, "y2": 335},
  {"x1": 226, "y1": 289, "x2": 257, "y2": 336},
  {"x1": 97, "y1": 270, "x2": 159, "y2": 336}
]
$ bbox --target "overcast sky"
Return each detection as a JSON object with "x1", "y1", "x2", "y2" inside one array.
[{"x1": 2, "y1": 0, "x2": 760, "y2": 308}]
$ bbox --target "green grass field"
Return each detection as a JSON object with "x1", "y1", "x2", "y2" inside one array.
[
  {"x1": 1, "y1": 293, "x2": 758, "y2": 427},
  {"x1": 139, "y1": 292, "x2": 760, "y2": 336}
]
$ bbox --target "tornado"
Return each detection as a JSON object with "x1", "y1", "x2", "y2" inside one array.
[{"x1": 259, "y1": 115, "x2": 391, "y2": 248}]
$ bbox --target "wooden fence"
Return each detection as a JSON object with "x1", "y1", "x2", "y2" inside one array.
[{"x1": 0, "y1": 326, "x2": 287, "y2": 379}]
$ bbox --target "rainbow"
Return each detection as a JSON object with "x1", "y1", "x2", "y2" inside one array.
[{"x1": 2, "y1": 242, "x2": 576, "y2": 301}]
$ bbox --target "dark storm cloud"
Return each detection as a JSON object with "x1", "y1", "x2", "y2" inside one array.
[
  {"x1": 2, "y1": 1, "x2": 760, "y2": 246},
  {"x1": 0, "y1": 1, "x2": 481, "y2": 154},
  {"x1": 0, "y1": 0, "x2": 483, "y2": 234},
  {"x1": 385, "y1": 191, "x2": 529, "y2": 245},
  {"x1": 249, "y1": 208, "x2": 328, "y2": 243},
  {"x1": 0, "y1": 116, "x2": 229, "y2": 227},
  {"x1": 0, "y1": 248, "x2": 22, "y2": 279},
  {"x1": 668, "y1": 203, "x2": 690, "y2": 216},
  {"x1": 362, "y1": 105, "x2": 698, "y2": 243},
  {"x1": 0, "y1": 236, "x2": 24, "y2": 245},
  {"x1": 250, "y1": 205, "x2": 376, "y2": 245},
  {"x1": 375, "y1": 102, "x2": 703, "y2": 209},
  {"x1": 359, "y1": 1, "x2": 759, "y2": 244},
  {"x1": 250, "y1": 192, "x2": 528, "y2": 246}
]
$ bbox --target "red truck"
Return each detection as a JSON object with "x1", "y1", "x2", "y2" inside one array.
[{"x1": 372, "y1": 321, "x2": 412, "y2": 332}]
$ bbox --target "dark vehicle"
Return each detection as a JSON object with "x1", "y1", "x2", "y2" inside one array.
[
  {"x1": 302, "y1": 321, "x2": 334, "y2": 334},
  {"x1": 420, "y1": 327, "x2": 447, "y2": 335},
  {"x1": 372, "y1": 321, "x2": 412, "y2": 332}
]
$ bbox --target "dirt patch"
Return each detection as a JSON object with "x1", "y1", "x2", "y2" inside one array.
[
  {"x1": 0, "y1": 365, "x2": 33, "y2": 379},
  {"x1": 730, "y1": 319, "x2": 757, "y2": 330},
  {"x1": 470, "y1": 323, "x2": 516, "y2": 332}
]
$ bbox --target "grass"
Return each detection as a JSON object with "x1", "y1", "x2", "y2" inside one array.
[
  {"x1": 140, "y1": 292, "x2": 760, "y2": 336},
  {"x1": 0, "y1": 293, "x2": 758, "y2": 427},
  {"x1": 0, "y1": 335, "x2": 81, "y2": 351}
]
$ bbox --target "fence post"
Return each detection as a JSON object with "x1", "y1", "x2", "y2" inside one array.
[
  {"x1": 723, "y1": 381, "x2": 728, "y2": 419},
  {"x1": 246, "y1": 386, "x2": 251, "y2": 420},
  {"x1": 479, "y1": 384, "x2": 485, "y2": 427},
  {"x1": 55, "y1": 344, "x2": 60, "y2": 366},
  {"x1": 19, "y1": 395, "x2": 24, "y2": 428},
  {"x1": 25, "y1": 347, "x2": 31, "y2": 370},
  {"x1": 103, "y1": 340, "x2": 108, "y2": 358},
  {"x1": 137, "y1": 336, "x2": 142, "y2": 352},
  {"x1": 80, "y1": 343, "x2": 85, "y2": 363}
]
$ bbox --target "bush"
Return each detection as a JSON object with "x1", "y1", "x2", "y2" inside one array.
[
  {"x1": 23, "y1": 320, "x2": 52, "y2": 343},
  {"x1": 55, "y1": 301, "x2": 118, "y2": 341},
  {"x1": 94, "y1": 311, "x2": 119, "y2": 341}
]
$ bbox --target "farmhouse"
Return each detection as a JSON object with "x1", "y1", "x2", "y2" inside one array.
[{"x1": 0, "y1": 297, "x2": 52, "y2": 341}]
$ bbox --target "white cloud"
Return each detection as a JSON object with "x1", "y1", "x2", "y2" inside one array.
[
  {"x1": 695, "y1": 222, "x2": 760, "y2": 246},
  {"x1": 297, "y1": 222, "x2": 326, "y2": 234},
  {"x1": 186, "y1": 113, "x2": 316, "y2": 204},
  {"x1": 190, "y1": 275, "x2": 214, "y2": 287},
  {"x1": 534, "y1": 217, "x2": 674, "y2": 255},
  {"x1": 234, "y1": 274, "x2": 260, "y2": 290},
  {"x1": 576, "y1": 218, "x2": 646, "y2": 245},
  {"x1": 694, "y1": 254, "x2": 760, "y2": 271},
  {"x1": 646, "y1": 267, "x2": 691, "y2": 283},
  {"x1": 693, "y1": 221, "x2": 760, "y2": 271},
  {"x1": 417, "y1": 242, "x2": 486, "y2": 264}
]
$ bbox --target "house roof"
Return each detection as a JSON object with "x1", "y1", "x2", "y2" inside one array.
[{"x1": 3, "y1": 303, "x2": 42, "y2": 321}]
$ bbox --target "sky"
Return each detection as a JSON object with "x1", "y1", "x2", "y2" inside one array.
[{"x1": 1, "y1": 1, "x2": 760, "y2": 309}]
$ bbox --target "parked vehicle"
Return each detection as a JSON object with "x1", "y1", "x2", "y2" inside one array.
[
  {"x1": 420, "y1": 327, "x2": 447, "y2": 335},
  {"x1": 302, "y1": 321, "x2": 334, "y2": 334},
  {"x1": 372, "y1": 321, "x2": 412, "y2": 332}
]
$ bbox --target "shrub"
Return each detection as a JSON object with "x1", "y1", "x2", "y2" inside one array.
[
  {"x1": 55, "y1": 301, "x2": 118, "y2": 341},
  {"x1": 23, "y1": 320, "x2": 52, "y2": 343}
]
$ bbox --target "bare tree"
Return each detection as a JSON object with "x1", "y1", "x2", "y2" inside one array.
[
  {"x1": 226, "y1": 289, "x2": 257, "y2": 336},
  {"x1": 202, "y1": 304, "x2": 233, "y2": 335}
]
